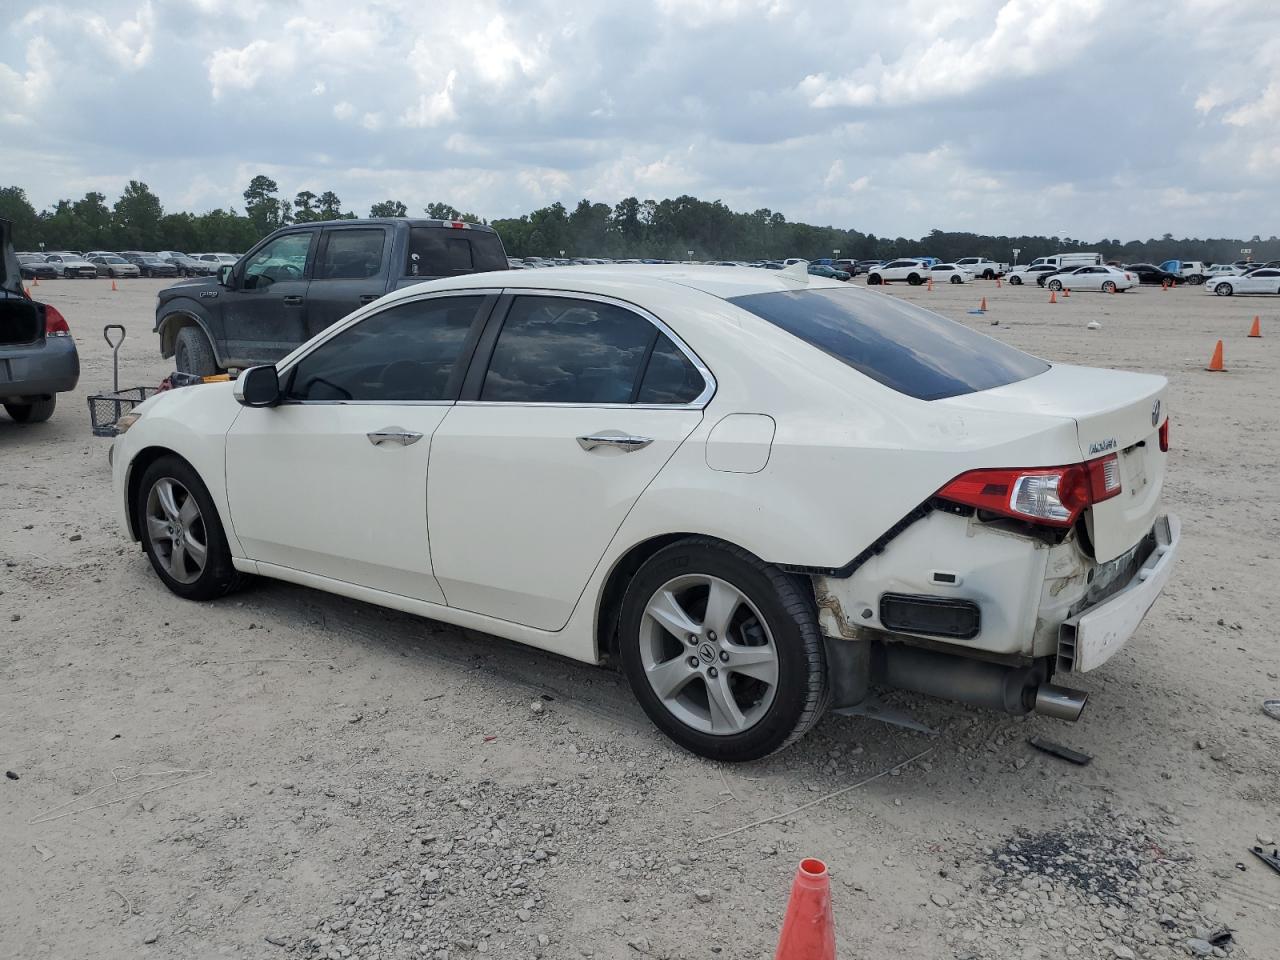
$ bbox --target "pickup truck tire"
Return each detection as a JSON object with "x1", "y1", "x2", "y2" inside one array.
[
  {"x1": 4, "y1": 396, "x2": 56, "y2": 423},
  {"x1": 618, "y1": 537, "x2": 828, "y2": 762},
  {"x1": 175, "y1": 326, "x2": 218, "y2": 376}
]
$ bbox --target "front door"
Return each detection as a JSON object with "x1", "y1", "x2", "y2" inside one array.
[
  {"x1": 304, "y1": 226, "x2": 392, "y2": 338},
  {"x1": 429, "y1": 293, "x2": 712, "y2": 631},
  {"x1": 221, "y1": 231, "x2": 315, "y2": 365},
  {"x1": 225, "y1": 292, "x2": 494, "y2": 601}
]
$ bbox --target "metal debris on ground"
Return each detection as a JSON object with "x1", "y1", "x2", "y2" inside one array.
[
  {"x1": 1250, "y1": 845, "x2": 1280, "y2": 875},
  {"x1": 1027, "y1": 736, "x2": 1092, "y2": 765},
  {"x1": 1263, "y1": 699, "x2": 1280, "y2": 721}
]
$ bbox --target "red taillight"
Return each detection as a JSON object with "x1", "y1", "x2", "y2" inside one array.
[
  {"x1": 1158, "y1": 418, "x2": 1169, "y2": 452},
  {"x1": 44, "y1": 304, "x2": 70, "y2": 337},
  {"x1": 936, "y1": 455, "x2": 1121, "y2": 528}
]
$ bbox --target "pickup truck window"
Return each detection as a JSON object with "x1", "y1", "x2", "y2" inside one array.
[
  {"x1": 408, "y1": 227, "x2": 507, "y2": 278},
  {"x1": 286, "y1": 295, "x2": 486, "y2": 402},
  {"x1": 244, "y1": 233, "x2": 311, "y2": 290},
  {"x1": 316, "y1": 229, "x2": 386, "y2": 281}
]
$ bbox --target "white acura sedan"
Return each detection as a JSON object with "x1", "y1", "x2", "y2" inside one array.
[
  {"x1": 1207, "y1": 266, "x2": 1280, "y2": 296},
  {"x1": 111, "y1": 266, "x2": 1179, "y2": 761},
  {"x1": 1043, "y1": 265, "x2": 1136, "y2": 293}
]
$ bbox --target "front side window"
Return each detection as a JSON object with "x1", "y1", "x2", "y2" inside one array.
[
  {"x1": 316, "y1": 229, "x2": 386, "y2": 280},
  {"x1": 729, "y1": 287, "x2": 1049, "y2": 401},
  {"x1": 286, "y1": 296, "x2": 485, "y2": 402},
  {"x1": 243, "y1": 233, "x2": 312, "y2": 289}
]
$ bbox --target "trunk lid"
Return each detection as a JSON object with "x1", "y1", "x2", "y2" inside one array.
[
  {"x1": 939, "y1": 364, "x2": 1168, "y2": 562},
  {"x1": 1, "y1": 218, "x2": 24, "y2": 295}
]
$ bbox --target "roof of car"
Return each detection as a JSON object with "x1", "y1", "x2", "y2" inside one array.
[
  {"x1": 282, "y1": 217, "x2": 501, "y2": 234},
  {"x1": 373, "y1": 263, "x2": 846, "y2": 311}
]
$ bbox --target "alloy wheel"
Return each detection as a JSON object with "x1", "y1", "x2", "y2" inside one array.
[
  {"x1": 145, "y1": 477, "x2": 209, "y2": 584},
  {"x1": 639, "y1": 574, "x2": 779, "y2": 735}
]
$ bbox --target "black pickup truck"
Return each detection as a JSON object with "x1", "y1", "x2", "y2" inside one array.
[{"x1": 154, "y1": 218, "x2": 508, "y2": 374}]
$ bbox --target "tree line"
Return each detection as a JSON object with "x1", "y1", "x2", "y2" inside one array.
[{"x1": 2, "y1": 177, "x2": 1276, "y2": 266}]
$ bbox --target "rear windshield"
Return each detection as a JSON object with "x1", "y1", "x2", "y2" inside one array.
[
  {"x1": 407, "y1": 227, "x2": 507, "y2": 278},
  {"x1": 728, "y1": 287, "x2": 1049, "y2": 401}
]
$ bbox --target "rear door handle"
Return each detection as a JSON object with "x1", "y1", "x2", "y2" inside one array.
[
  {"x1": 283, "y1": 295, "x2": 304, "y2": 306},
  {"x1": 359, "y1": 294, "x2": 380, "y2": 305},
  {"x1": 367, "y1": 428, "x2": 424, "y2": 447},
  {"x1": 577, "y1": 432, "x2": 653, "y2": 453}
]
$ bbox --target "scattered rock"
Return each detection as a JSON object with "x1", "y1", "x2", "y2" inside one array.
[
  {"x1": 1185, "y1": 938, "x2": 1213, "y2": 957},
  {"x1": 930, "y1": 892, "x2": 950, "y2": 908},
  {"x1": 142, "y1": 933, "x2": 158, "y2": 945},
  {"x1": 68, "y1": 533, "x2": 82, "y2": 542},
  {"x1": 530, "y1": 700, "x2": 545, "y2": 715},
  {"x1": 694, "y1": 888, "x2": 713, "y2": 903}
]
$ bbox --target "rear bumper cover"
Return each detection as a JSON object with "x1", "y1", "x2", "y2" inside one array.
[
  {"x1": 0, "y1": 335, "x2": 80, "y2": 400},
  {"x1": 1058, "y1": 512, "x2": 1180, "y2": 673}
]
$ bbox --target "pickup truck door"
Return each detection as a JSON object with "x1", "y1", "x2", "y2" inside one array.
[
  {"x1": 220, "y1": 230, "x2": 315, "y2": 366},
  {"x1": 303, "y1": 225, "x2": 393, "y2": 338}
]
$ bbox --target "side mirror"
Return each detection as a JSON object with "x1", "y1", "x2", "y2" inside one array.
[
  {"x1": 217, "y1": 264, "x2": 234, "y2": 287},
  {"x1": 233, "y1": 365, "x2": 281, "y2": 407}
]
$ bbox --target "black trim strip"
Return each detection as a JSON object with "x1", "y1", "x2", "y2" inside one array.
[{"x1": 779, "y1": 501, "x2": 934, "y2": 579}]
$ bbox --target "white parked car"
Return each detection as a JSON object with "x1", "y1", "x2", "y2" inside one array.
[
  {"x1": 1207, "y1": 267, "x2": 1280, "y2": 296},
  {"x1": 954, "y1": 257, "x2": 1003, "y2": 279},
  {"x1": 110, "y1": 267, "x2": 1179, "y2": 761},
  {"x1": 865, "y1": 258, "x2": 932, "y2": 285},
  {"x1": 1203, "y1": 264, "x2": 1242, "y2": 280},
  {"x1": 1004, "y1": 264, "x2": 1060, "y2": 286},
  {"x1": 1043, "y1": 265, "x2": 1135, "y2": 293},
  {"x1": 930, "y1": 263, "x2": 974, "y2": 284}
]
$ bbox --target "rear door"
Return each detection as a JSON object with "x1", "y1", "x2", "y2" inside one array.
[
  {"x1": 427, "y1": 291, "x2": 711, "y2": 630},
  {"x1": 304, "y1": 225, "x2": 392, "y2": 338},
  {"x1": 221, "y1": 230, "x2": 316, "y2": 365}
]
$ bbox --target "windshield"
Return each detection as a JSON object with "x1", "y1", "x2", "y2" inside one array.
[
  {"x1": 103, "y1": 256, "x2": 127, "y2": 263},
  {"x1": 728, "y1": 287, "x2": 1050, "y2": 401}
]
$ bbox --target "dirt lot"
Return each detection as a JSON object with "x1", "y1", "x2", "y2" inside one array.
[{"x1": 2, "y1": 276, "x2": 1278, "y2": 960}]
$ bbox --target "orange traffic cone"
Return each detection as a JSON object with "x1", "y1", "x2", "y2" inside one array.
[
  {"x1": 1049, "y1": 290, "x2": 1057, "y2": 304},
  {"x1": 111, "y1": 279, "x2": 118, "y2": 291},
  {"x1": 1205, "y1": 340, "x2": 1226, "y2": 372},
  {"x1": 1063, "y1": 287, "x2": 1070, "y2": 298},
  {"x1": 32, "y1": 276, "x2": 39, "y2": 286},
  {"x1": 927, "y1": 277, "x2": 933, "y2": 291},
  {"x1": 979, "y1": 297, "x2": 988, "y2": 311},
  {"x1": 996, "y1": 277, "x2": 1002, "y2": 288},
  {"x1": 1248, "y1": 315, "x2": 1261, "y2": 338},
  {"x1": 775, "y1": 858, "x2": 835, "y2": 960}
]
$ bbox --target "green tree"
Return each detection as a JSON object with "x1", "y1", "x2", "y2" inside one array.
[
  {"x1": 0, "y1": 186, "x2": 41, "y2": 249},
  {"x1": 112, "y1": 181, "x2": 164, "y2": 248},
  {"x1": 425, "y1": 201, "x2": 461, "y2": 220},
  {"x1": 293, "y1": 190, "x2": 319, "y2": 222},
  {"x1": 72, "y1": 191, "x2": 113, "y2": 249},
  {"x1": 317, "y1": 191, "x2": 343, "y2": 219},
  {"x1": 243, "y1": 175, "x2": 281, "y2": 233},
  {"x1": 370, "y1": 200, "x2": 408, "y2": 217}
]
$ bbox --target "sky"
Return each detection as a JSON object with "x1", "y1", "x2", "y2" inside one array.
[{"x1": 1, "y1": 0, "x2": 1277, "y2": 240}]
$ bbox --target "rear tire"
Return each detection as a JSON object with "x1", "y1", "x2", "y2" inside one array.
[
  {"x1": 135, "y1": 455, "x2": 244, "y2": 601},
  {"x1": 175, "y1": 326, "x2": 218, "y2": 376},
  {"x1": 617, "y1": 537, "x2": 828, "y2": 761},
  {"x1": 1102, "y1": 280, "x2": 1117, "y2": 293},
  {"x1": 4, "y1": 396, "x2": 56, "y2": 423},
  {"x1": 950, "y1": 275, "x2": 962, "y2": 284},
  {"x1": 1049, "y1": 279, "x2": 1063, "y2": 291}
]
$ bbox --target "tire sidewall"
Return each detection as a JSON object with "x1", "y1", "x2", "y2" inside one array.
[
  {"x1": 617, "y1": 539, "x2": 825, "y2": 762},
  {"x1": 135, "y1": 456, "x2": 239, "y2": 601}
]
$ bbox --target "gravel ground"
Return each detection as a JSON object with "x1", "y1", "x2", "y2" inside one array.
[{"x1": 2, "y1": 276, "x2": 1278, "y2": 959}]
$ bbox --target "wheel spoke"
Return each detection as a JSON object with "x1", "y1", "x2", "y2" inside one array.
[
  {"x1": 146, "y1": 516, "x2": 171, "y2": 543},
  {"x1": 646, "y1": 655, "x2": 698, "y2": 700},
  {"x1": 154, "y1": 479, "x2": 181, "y2": 522},
  {"x1": 725, "y1": 643, "x2": 778, "y2": 686},
  {"x1": 702, "y1": 579, "x2": 741, "y2": 640},
  {"x1": 183, "y1": 531, "x2": 207, "y2": 569},
  {"x1": 178, "y1": 495, "x2": 200, "y2": 525},
  {"x1": 645, "y1": 589, "x2": 700, "y2": 641},
  {"x1": 705, "y1": 674, "x2": 747, "y2": 733},
  {"x1": 168, "y1": 537, "x2": 188, "y2": 578}
]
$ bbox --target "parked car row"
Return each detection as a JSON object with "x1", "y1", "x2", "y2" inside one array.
[{"x1": 14, "y1": 249, "x2": 239, "y2": 280}]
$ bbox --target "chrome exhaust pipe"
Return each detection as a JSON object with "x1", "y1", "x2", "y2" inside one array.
[{"x1": 1033, "y1": 684, "x2": 1088, "y2": 722}]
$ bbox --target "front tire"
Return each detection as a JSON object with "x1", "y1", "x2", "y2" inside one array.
[
  {"x1": 1215, "y1": 283, "x2": 1233, "y2": 297},
  {"x1": 1049, "y1": 279, "x2": 1063, "y2": 291},
  {"x1": 617, "y1": 538, "x2": 828, "y2": 761},
  {"x1": 907, "y1": 273, "x2": 922, "y2": 286},
  {"x1": 4, "y1": 396, "x2": 56, "y2": 423},
  {"x1": 1009, "y1": 275, "x2": 1022, "y2": 285},
  {"x1": 136, "y1": 456, "x2": 243, "y2": 601},
  {"x1": 866, "y1": 273, "x2": 882, "y2": 285},
  {"x1": 175, "y1": 326, "x2": 218, "y2": 376},
  {"x1": 1102, "y1": 280, "x2": 1117, "y2": 293},
  {"x1": 950, "y1": 275, "x2": 962, "y2": 284}
]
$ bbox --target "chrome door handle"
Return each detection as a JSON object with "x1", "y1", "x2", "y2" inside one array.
[
  {"x1": 367, "y1": 427, "x2": 423, "y2": 447},
  {"x1": 577, "y1": 432, "x2": 653, "y2": 452}
]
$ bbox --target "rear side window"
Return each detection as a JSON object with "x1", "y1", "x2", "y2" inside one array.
[
  {"x1": 728, "y1": 287, "x2": 1049, "y2": 401},
  {"x1": 637, "y1": 336, "x2": 704, "y2": 404},
  {"x1": 316, "y1": 229, "x2": 386, "y2": 280},
  {"x1": 408, "y1": 227, "x2": 507, "y2": 277},
  {"x1": 286, "y1": 296, "x2": 485, "y2": 402},
  {"x1": 481, "y1": 297, "x2": 654, "y2": 404}
]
